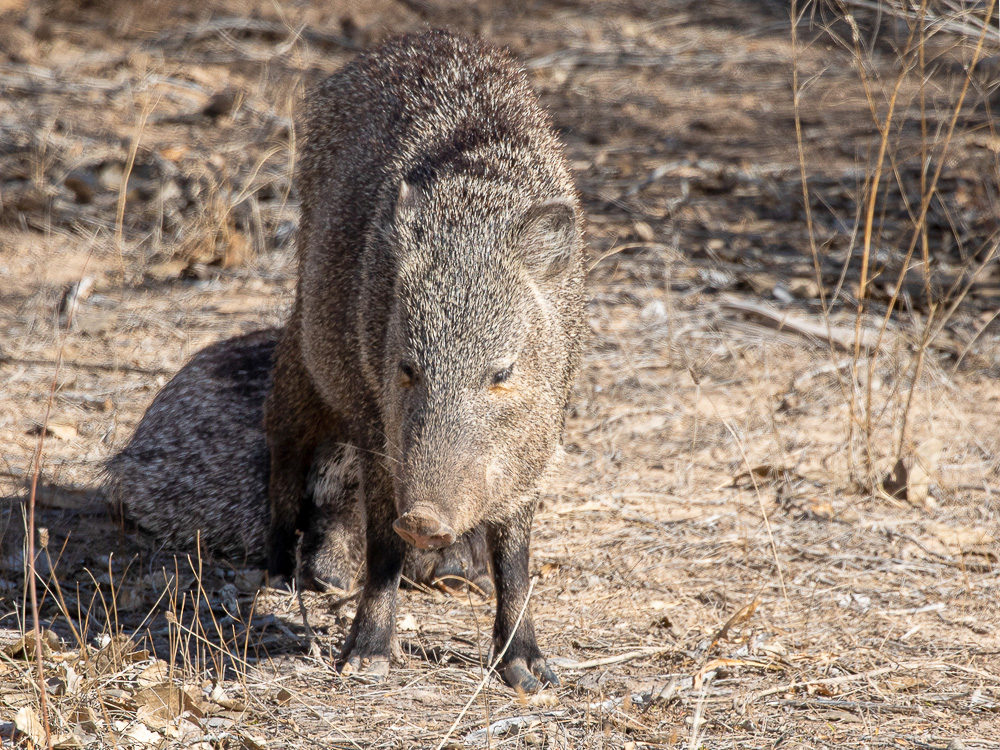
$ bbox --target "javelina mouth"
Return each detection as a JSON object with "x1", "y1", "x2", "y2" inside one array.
[{"x1": 393, "y1": 511, "x2": 457, "y2": 550}]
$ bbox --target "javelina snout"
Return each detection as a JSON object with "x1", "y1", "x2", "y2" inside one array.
[{"x1": 393, "y1": 508, "x2": 456, "y2": 549}]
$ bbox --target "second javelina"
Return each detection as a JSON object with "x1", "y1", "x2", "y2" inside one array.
[{"x1": 103, "y1": 329, "x2": 491, "y2": 593}]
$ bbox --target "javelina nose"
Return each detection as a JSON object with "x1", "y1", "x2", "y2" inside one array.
[{"x1": 393, "y1": 510, "x2": 456, "y2": 550}]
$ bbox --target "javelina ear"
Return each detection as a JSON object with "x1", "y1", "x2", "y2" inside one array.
[
  {"x1": 517, "y1": 197, "x2": 579, "y2": 281},
  {"x1": 394, "y1": 179, "x2": 422, "y2": 221}
]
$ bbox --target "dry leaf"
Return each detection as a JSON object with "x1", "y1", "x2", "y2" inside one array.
[
  {"x1": 159, "y1": 145, "x2": 189, "y2": 161},
  {"x1": 52, "y1": 732, "x2": 84, "y2": 748},
  {"x1": 881, "y1": 439, "x2": 941, "y2": 509},
  {"x1": 711, "y1": 597, "x2": 760, "y2": 648},
  {"x1": 3, "y1": 629, "x2": 60, "y2": 659},
  {"x1": 48, "y1": 423, "x2": 78, "y2": 441},
  {"x1": 69, "y1": 706, "x2": 100, "y2": 733},
  {"x1": 539, "y1": 562, "x2": 560, "y2": 578},
  {"x1": 26, "y1": 422, "x2": 77, "y2": 441},
  {"x1": 971, "y1": 133, "x2": 1000, "y2": 153},
  {"x1": 882, "y1": 457, "x2": 907, "y2": 499},
  {"x1": 633, "y1": 220, "x2": 655, "y2": 241},
  {"x1": 123, "y1": 721, "x2": 162, "y2": 746},
  {"x1": 57, "y1": 664, "x2": 81, "y2": 696},
  {"x1": 807, "y1": 498, "x2": 835, "y2": 520},
  {"x1": 238, "y1": 733, "x2": 268, "y2": 750},
  {"x1": 14, "y1": 707, "x2": 47, "y2": 746},
  {"x1": 146, "y1": 260, "x2": 188, "y2": 282},
  {"x1": 207, "y1": 683, "x2": 245, "y2": 712},
  {"x1": 788, "y1": 277, "x2": 820, "y2": 299},
  {"x1": 94, "y1": 634, "x2": 133, "y2": 674},
  {"x1": 397, "y1": 613, "x2": 418, "y2": 632},
  {"x1": 137, "y1": 660, "x2": 170, "y2": 687},
  {"x1": 730, "y1": 464, "x2": 796, "y2": 488},
  {"x1": 135, "y1": 683, "x2": 204, "y2": 729},
  {"x1": 528, "y1": 691, "x2": 560, "y2": 707},
  {"x1": 162, "y1": 717, "x2": 203, "y2": 742}
]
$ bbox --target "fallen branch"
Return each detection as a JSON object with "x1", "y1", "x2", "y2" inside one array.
[{"x1": 721, "y1": 297, "x2": 884, "y2": 352}]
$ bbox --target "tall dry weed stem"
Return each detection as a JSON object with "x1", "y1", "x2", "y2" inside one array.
[{"x1": 795, "y1": 0, "x2": 1000, "y2": 486}]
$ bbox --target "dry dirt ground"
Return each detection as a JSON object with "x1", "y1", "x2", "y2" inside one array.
[{"x1": 2, "y1": 0, "x2": 1000, "y2": 747}]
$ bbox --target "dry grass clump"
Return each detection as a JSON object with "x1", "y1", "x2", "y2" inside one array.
[{"x1": 783, "y1": 0, "x2": 1000, "y2": 492}]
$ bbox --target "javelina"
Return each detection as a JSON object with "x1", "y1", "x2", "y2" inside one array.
[
  {"x1": 266, "y1": 30, "x2": 585, "y2": 690},
  {"x1": 104, "y1": 329, "x2": 492, "y2": 594}
]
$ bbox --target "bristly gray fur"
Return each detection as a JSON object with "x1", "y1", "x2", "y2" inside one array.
[
  {"x1": 104, "y1": 328, "x2": 492, "y2": 593},
  {"x1": 265, "y1": 30, "x2": 585, "y2": 689}
]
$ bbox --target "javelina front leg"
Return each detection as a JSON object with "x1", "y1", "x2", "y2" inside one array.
[
  {"x1": 337, "y1": 456, "x2": 405, "y2": 679},
  {"x1": 488, "y1": 501, "x2": 559, "y2": 691}
]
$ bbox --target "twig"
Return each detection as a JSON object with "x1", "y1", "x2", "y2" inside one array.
[
  {"x1": 20, "y1": 252, "x2": 100, "y2": 750},
  {"x1": 116, "y1": 98, "x2": 154, "y2": 265},
  {"x1": 525, "y1": 48, "x2": 693, "y2": 70},
  {"x1": 687, "y1": 669, "x2": 712, "y2": 750},
  {"x1": 549, "y1": 647, "x2": 671, "y2": 671},
  {"x1": 771, "y1": 698, "x2": 917, "y2": 714},
  {"x1": 293, "y1": 531, "x2": 322, "y2": 660},
  {"x1": 463, "y1": 712, "x2": 565, "y2": 746}
]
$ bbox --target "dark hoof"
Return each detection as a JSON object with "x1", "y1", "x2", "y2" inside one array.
[
  {"x1": 499, "y1": 657, "x2": 559, "y2": 692},
  {"x1": 306, "y1": 571, "x2": 351, "y2": 593},
  {"x1": 471, "y1": 574, "x2": 494, "y2": 598},
  {"x1": 265, "y1": 574, "x2": 293, "y2": 591}
]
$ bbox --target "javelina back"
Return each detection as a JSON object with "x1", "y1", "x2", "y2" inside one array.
[
  {"x1": 266, "y1": 30, "x2": 585, "y2": 690},
  {"x1": 104, "y1": 329, "x2": 492, "y2": 594}
]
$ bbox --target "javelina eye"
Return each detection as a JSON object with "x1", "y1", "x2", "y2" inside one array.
[
  {"x1": 491, "y1": 364, "x2": 514, "y2": 387},
  {"x1": 399, "y1": 361, "x2": 418, "y2": 388}
]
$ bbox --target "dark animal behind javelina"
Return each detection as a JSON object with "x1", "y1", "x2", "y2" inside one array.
[
  {"x1": 103, "y1": 329, "x2": 492, "y2": 594},
  {"x1": 266, "y1": 30, "x2": 585, "y2": 691}
]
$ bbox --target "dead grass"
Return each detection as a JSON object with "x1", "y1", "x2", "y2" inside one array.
[{"x1": 2, "y1": 0, "x2": 1000, "y2": 747}]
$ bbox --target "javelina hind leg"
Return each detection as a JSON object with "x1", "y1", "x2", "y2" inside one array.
[
  {"x1": 336, "y1": 453, "x2": 405, "y2": 679},
  {"x1": 488, "y1": 498, "x2": 558, "y2": 691}
]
